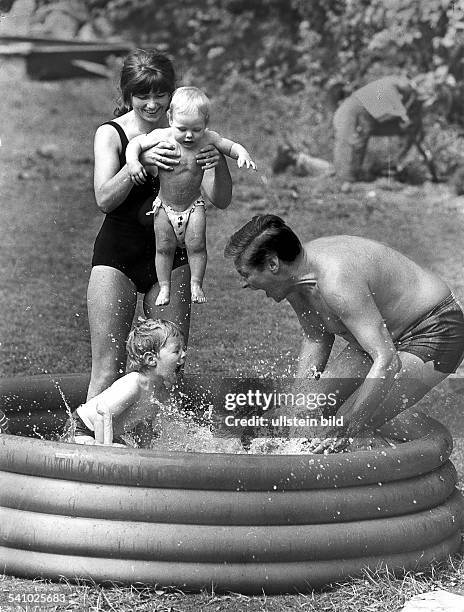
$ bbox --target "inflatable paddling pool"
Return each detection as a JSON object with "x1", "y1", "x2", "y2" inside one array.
[{"x1": 1, "y1": 373, "x2": 463, "y2": 594}]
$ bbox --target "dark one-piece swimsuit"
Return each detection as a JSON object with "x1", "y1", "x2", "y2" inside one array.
[{"x1": 91, "y1": 121, "x2": 187, "y2": 293}]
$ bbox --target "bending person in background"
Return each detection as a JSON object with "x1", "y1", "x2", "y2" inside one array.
[
  {"x1": 332, "y1": 75, "x2": 429, "y2": 184},
  {"x1": 225, "y1": 215, "x2": 464, "y2": 452},
  {"x1": 88, "y1": 48, "x2": 232, "y2": 400}
]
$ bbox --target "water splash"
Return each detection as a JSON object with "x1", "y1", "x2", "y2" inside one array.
[{"x1": 18, "y1": 354, "x2": 74, "y2": 437}]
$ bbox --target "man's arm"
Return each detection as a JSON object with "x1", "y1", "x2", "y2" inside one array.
[
  {"x1": 320, "y1": 277, "x2": 401, "y2": 436},
  {"x1": 287, "y1": 293, "x2": 335, "y2": 377},
  {"x1": 266, "y1": 294, "x2": 334, "y2": 428}
]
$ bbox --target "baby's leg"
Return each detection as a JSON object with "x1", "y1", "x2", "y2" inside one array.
[
  {"x1": 154, "y1": 208, "x2": 178, "y2": 305},
  {"x1": 184, "y1": 204, "x2": 207, "y2": 303}
]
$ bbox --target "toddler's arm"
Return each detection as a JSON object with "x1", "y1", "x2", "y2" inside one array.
[
  {"x1": 126, "y1": 131, "x2": 163, "y2": 185},
  {"x1": 208, "y1": 130, "x2": 257, "y2": 170},
  {"x1": 77, "y1": 373, "x2": 141, "y2": 440}
]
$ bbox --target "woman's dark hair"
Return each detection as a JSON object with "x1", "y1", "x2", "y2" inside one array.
[
  {"x1": 224, "y1": 215, "x2": 302, "y2": 268},
  {"x1": 115, "y1": 48, "x2": 176, "y2": 117}
]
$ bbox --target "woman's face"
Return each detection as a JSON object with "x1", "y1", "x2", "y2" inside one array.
[{"x1": 131, "y1": 91, "x2": 171, "y2": 124}]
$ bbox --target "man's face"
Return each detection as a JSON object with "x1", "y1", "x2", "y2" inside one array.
[{"x1": 236, "y1": 259, "x2": 287, "y2": 302}]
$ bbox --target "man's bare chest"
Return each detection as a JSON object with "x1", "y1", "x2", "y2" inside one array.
[{"x1": 297, "y1": 287, "x2": 350, "y2": 336}]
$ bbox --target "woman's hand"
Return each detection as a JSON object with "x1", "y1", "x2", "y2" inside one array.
[
  {"x1": 140, "y1": 141, "x2": 180, "y2": 171},
  {"x1": 196, "y1": 144, "x2": 220, "y2": 170}
]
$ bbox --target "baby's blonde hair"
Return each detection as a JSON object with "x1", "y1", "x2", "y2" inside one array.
[
  {"x1": 169, "y1": 86, "x2": 211, "y2": 123},
  {"x1": 126, "y1": 317, "x2": 184, "y2": 371}
]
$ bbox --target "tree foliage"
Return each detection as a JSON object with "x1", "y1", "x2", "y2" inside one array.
[{"x1": 91, "y1": 0, "x2": 464, "y2": 121}]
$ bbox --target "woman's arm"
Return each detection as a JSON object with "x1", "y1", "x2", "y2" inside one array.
[
  {"x1": 93, "y1": 124, "x2": 135, "y2": 214},
  {"x1": 126, "y1": 132, "x2": 165, "y2": 185},
  {"x1": 94, "y1": 126, "x2": 179, "y2": 212},
  {"x1": 200, "y1": 151, "x2": 233, "y2": 210}
]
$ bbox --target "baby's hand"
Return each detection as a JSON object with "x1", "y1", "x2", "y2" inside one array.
[
  {"x1": 128, "y1": 160, "x2": 147, "y2": 185},
  {"x1": 237, "y1": 152, "x2": 257, "y2": 171}
]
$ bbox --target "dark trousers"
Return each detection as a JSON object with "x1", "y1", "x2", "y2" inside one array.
[
  {"x1": 333, "y1": 95, "x2": 410, "y2": 182},
  {"x1": 0, "y1": 409, "x2": 9, "y2": 433}
]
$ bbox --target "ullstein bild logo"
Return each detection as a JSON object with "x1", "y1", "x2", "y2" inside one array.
[{"x1": 222, "y1": 412, "x2": 344, "y2": 429}]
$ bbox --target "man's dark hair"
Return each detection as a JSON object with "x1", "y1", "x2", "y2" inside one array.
[{"x1": 224, "y1": 215, "x2": 302, "y2": 268}]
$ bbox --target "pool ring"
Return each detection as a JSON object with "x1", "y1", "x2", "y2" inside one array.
[
  {"x1": 0, "y1": 463, "x2": 457, "y2": 524},
  {"x1": 0, "y1": 373, "x2": 462, "y2": 594},
  {"x1": 2, "y1": 490, "x2": 462, "y2": 562},
  {"x1": 0, "y1": 536, "x2": 459, "y2": 593}
]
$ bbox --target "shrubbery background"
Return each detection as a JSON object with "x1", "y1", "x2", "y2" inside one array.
[{"x1": 85, "y1": 0, "x2": 464, "y2": 122}]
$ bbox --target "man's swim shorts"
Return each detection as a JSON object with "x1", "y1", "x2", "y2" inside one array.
[{"x1": 395, "y1": 293, "x2": 464, "y2": 374}]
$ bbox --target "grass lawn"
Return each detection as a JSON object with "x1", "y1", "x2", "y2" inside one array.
[{"x1": 1, "y1": 66, "x2": 464, "y2": 610}]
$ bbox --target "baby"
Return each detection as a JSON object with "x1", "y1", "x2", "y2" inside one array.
[
  {"x1": 63, "y1": 318, "x2": 185, "y2": 446},
  {"x1": 126, "y1": 86, "x2": 256, "y2": 305}
]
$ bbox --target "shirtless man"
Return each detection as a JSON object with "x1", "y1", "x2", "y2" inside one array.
[{"x1": 224, "y1": 215, "x2": 464, "y2": 452}]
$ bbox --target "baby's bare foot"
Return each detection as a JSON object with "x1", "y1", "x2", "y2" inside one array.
[
  {"x1": 191, "y1": 283, "x2": 207, "y2": 304},
  {"x1": 156, "y1": 286, "x2": 171, "y2": 306}
]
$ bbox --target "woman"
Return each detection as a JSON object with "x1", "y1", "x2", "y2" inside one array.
[{"x1": 87, "y1": 49, "x2": 232, "y2": 400}]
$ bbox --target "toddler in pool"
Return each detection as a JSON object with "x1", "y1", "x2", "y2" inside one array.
[{"x1": 63, "y1": 318, "x2": 185, "y2": 445}]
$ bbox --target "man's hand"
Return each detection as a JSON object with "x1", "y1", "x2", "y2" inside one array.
[{"x1": 306, "y1": 427, "x2": 352, "y2": 454}]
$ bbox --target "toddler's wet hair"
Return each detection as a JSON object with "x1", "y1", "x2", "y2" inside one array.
[
  {"x1": 126, "y1": 318, "x2": 184, "y2": 371},
  {"x1": 169, "y1": 86, "x2": 211, "y2": 123}
]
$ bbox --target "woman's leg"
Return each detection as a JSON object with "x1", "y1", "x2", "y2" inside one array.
[
  {"x1": 86, "y1": 265, "x2": 137, "y2": 400},
  {"x1": 153, "y1": 209, "x2": 177, "y2": 306},
  {"x1": 184, "y1": 205, "x2": 207, "y2": 303}
]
